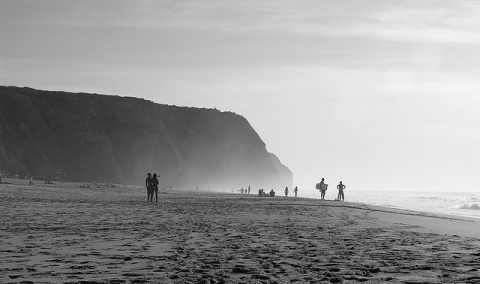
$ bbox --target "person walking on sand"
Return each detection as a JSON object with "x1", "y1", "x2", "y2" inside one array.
[
  {"x1": 151, "y1": 173, "x2": 159, "y2": 202},
  {"x1": 293, "y1": 186, "x2": 298, "y2": 197},
  {"x1": 284, "y1": 186, "x2": 289, "y2": 197},
  {"x1": 320, "y1": 178, "x2": 327, "y2": 200},
  {"x1": 145, "y1": 173, "x2": 153, "y2": 201},
  {"x1": 337, "y1": 181, "x2": 346, "y2": 201}
]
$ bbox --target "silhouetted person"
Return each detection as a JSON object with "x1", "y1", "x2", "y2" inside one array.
[
  {"x1": 269, "y1": 189, "x2": 275, "y2": 197},
  {"x1": 337, "y1": 181, "x2": 345, "y2": 201},
  {"x1": 258, "y1": 189, "x2": 263, "y2": 196},
  {"x1": 284, "y1": 186, "x2": 289, "y2": 197},
  {"x1": 145, "y1": 173, "x2": 153, "y2": 201},
  {"x1": 240, "y1": 187, "x2": 244, "y2": 194},
  {"x1": 320, "y1": 178, "x2": 327, "y2": 200},
  {"x1": 248, "y1": 185, "x2": 251, "y2": 194},
  {"x1": 152, "y1": 173, "x2": 159, "y2": 202},
  {"x1": 293, "y1": 186, "x2": 298, "y2": 197}
]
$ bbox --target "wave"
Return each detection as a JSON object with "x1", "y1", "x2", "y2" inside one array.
[
  {"x1": 416, "y1": 196, "x2": 449, "y2": 201},
  {"x1": 458, "y1": 203, "x2": 480, "y2": 210},
  {"x1": 471, "y1": 193, "x2": 480, "y2": 201},
  {"x1": 416, "y1": 193, "x2": 480, "y2": 203}
]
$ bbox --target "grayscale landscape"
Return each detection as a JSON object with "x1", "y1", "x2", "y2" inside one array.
[{"x1": 1, "y1": 1, "x2": 480, "y2": 283}]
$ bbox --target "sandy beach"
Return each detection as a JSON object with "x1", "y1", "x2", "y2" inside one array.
[{"x1": 1, "y1": 180, "x2": 480, "y2": 284}]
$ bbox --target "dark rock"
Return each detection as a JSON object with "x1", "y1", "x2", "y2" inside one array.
[
  {"x1": 329, "y1": 275, "x2": 343, "y2": 283},
  {"x1": 251, "y1": 273, "x2": 271, "y2": 280},
  {"x1": 232, "y1": 266, "x2": 251, "y2": 273},
  {"x1": 121, "y1": 272, "x2": 142, "y2": 277},
  {"x1": 130, "y1": 279, "x2": 149, "y2": 284}
]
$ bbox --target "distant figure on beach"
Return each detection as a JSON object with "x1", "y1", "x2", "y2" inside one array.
[
  {"x1": 80, "y1": 182, "x2": 90, "y2": 188},
  {"x1": 337, "y1": 181, "x2": 346, "y2": 201},
  {"x1": 248, "y1": 185, "x2": 251, "y2": 194},
  {"x1": 145, "y1": 173, "x2": 153, "y2": 201},
  {"x1": 151, "y1": 173, "x2": 159, "y2": 202},
  {"x1": 29, "y1": 176, "x2": 33, "y2": 185},
  {"x1": 293, "y1": 186, "x2": 298, "y2": 197},
  {"x1": 258, "y1": 189, "x2": 263, "y2": 196},
  {"x1": 269, "y1": 189, "x2": 275, "y2": 197},
  {"x1": 240, "y1": 187, "x2": 244, "y2": 194},
  {"x1": 320, "y1": 178, "x2": 327, "y2": 200},
  {"x1": 284, "y1": 186, "x2": 289, "y2": 197}
]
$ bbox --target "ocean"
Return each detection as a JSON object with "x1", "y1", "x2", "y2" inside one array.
[{"x1": 344, "y1": 190, "x2": 480, "y2": 220}]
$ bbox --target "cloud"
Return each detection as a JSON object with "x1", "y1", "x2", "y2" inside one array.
[
  {"x1": 360, "y1": 4, "x2": 480, "y2": 43},
  {"x1": 5, "y1": 0, "x2": 480, "y2": 44}
]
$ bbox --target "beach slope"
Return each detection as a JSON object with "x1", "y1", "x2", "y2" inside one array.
[{"x1": 1, "y1": 181, "x2": 479, "y2": 283}]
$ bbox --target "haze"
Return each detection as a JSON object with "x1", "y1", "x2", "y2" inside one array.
[{"x1": 2, "y1": 0, "x2": 480, "y2": 193}]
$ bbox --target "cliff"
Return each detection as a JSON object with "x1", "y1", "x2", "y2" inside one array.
[{"x1": 0, "y1": 86, "x2": 292, "y2": 189}]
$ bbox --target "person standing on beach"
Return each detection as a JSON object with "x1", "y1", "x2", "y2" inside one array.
[
  {"x1": 320, "y1": 178, "x2": 327, "y2": 200},
  {"x1": 152, "y1": 173, "x2": 159, "y2": 202},
  {"x1": 248, "y1": 185, "x2": 251, "y2": 195},
  {"x1": 337, "y1": 181, "x2": 345, "y2": 201},
  {"x1": 293, "y1": 186, "x2": 298, "y2": 197},
  {"x1": 284, "y1": 186, "x2": 289, "y2": 197},
  {"x1": 145, "y1": 173, "x2": 153, "y2": 201}
]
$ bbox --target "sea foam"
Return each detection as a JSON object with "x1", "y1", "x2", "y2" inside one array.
[{"x1": 459, "y1": 203, "x2": 480, "y2": 210}]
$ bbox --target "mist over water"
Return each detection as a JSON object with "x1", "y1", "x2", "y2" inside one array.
[
  {"x1": 345, "y1": 191, "x2": 480, "y2": 219},
  {"x1": 290, "y1": 188, "x2": 480, "y2": 219}
]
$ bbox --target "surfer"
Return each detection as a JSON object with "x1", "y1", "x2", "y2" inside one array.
[
  {"x1": 320, "y1": 178, "x2": 327, "y2": 200},
  {"x1": 337, "y1": 181, "x2": 346, "y2": 201}
]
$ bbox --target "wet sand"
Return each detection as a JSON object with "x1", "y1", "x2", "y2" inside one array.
[{"x1": 1, "y1": 180, "x2": 480, "y2": 283}]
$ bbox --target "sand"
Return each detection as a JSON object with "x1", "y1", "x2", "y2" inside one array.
[{"x1": 1, "y1": 179, "x2": 480, "y2": 284}]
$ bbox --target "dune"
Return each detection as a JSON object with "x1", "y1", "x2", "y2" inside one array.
[{"x1": 1, "y1": 179, "x2": 479, "y2": 283}]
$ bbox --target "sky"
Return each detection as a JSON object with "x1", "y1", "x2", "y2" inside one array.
[{"x1": 1, "y1": 0, "x2": 480, "y2": 194}]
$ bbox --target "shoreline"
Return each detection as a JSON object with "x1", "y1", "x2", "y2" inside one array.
[
  {"x1": 2, "y1": 177, "x2": 478, "y2": 220},
  {"x1": 1, "y1": 178, "x2": 479, "y2": 224}
]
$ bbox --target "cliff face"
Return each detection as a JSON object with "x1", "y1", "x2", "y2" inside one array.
[
  {"x1": 0, "y1": 86, "x2": 292, "y2": 189},
  {"x1": 269, "y1": 153, "x2": 293, "y2": 189}
]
